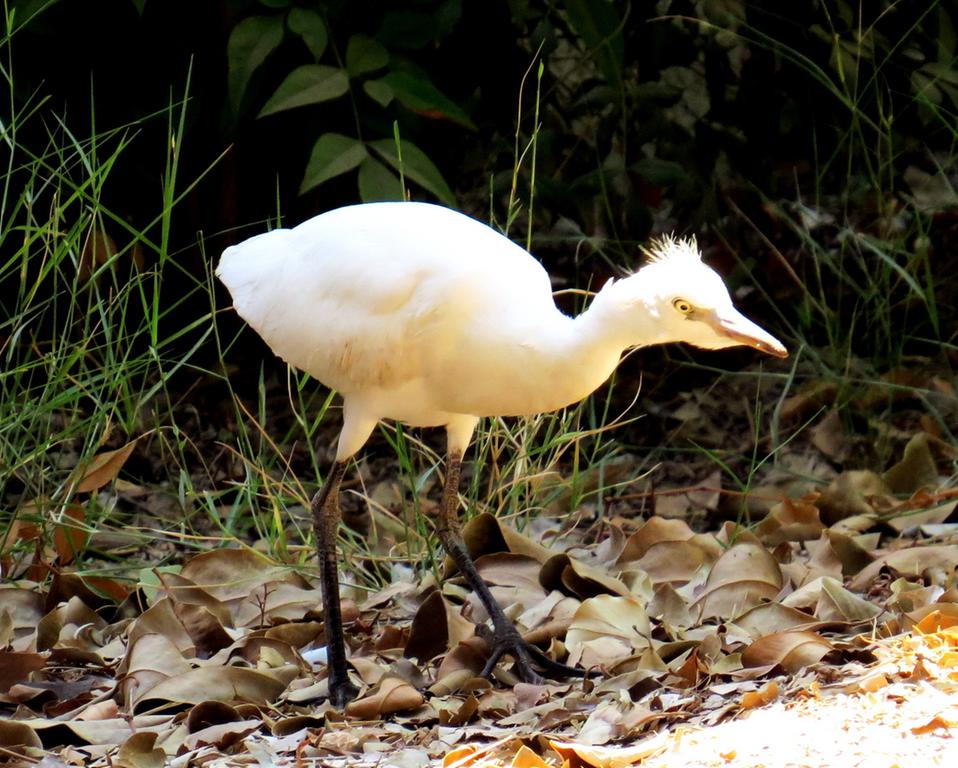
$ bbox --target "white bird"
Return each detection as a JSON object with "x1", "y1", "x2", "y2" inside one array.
[{"x1": 217, "y1": 201, "x2": 786, "y2": 707}]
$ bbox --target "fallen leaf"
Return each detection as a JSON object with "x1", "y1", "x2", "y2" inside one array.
[
  {"x1": 818, "y1": 470, "x2": 890, "y2": 525},
  {"x1": 883, "y1": 434, "x2": 940, "y2": 495},
  {"x1": 742, "y1": 630, "x2": 832, "y2": 673},
  {"x1": 740, "y1": 680, "x2": 779, "y2": 709},
  {"x1": 550, "y1": 731, "x2": 670, "y2": 766},
  {"x1": 540, "y1": 553, "x2": 631, "y2": 598},
  {"x1": 755, "y1": 495, "x2": 823, "y2": 546},
  {"x1": 566, "y1": 594, "x2": 651, "y2": 668},
  {"x1": 849, "y1": 545, "x2": 958, "y2": 591},
  {"x1": 71, "y1": 440, "x2": 138, "y2": 493},
  {"x1": 114, "y1": 731, "x2": 165, "y2": 768},
  {"x1": 0, "y1": 651, "x2": 46, "y2": 693},
  {"x1": 133, "y1": 665, "x2": 298, "y2": 710},
  {"x1": 345, "y1": 676, "x2": 425, "y2": 718}
]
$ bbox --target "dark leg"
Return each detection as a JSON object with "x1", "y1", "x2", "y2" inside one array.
[
  {"x1": 435, "y1": 451, "x2": 585, "y2": 683},
  {"x1": 312, "y1": 460, "x2": 358, "y2": 708}
]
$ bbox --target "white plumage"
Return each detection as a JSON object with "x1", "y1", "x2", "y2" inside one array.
[
  {"x1": 218, "y1": 202, "x2": 785, "y2": 459},
  {"x1": 217, "y1": 201, "x2": 786, "y2": 707}
]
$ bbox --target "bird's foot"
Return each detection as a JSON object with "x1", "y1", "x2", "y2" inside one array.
[
  {"x1": 327, "y1": 671, "x2": 360, "y2": 709},
  {"x1": 478, "y1": 625, "x2": 585, "y2": 684}
]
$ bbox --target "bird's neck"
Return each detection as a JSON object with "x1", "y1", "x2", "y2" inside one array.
[
  {"x1": 560, "y1": 278, "x2": 671, "y2": 393},
  {"x1": 528, "y1": 288, "x2": 652, "y2": 410}
]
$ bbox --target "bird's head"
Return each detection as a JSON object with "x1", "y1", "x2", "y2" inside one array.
[{"x1": 598, "y1": 235, "x2": 788, "y2": 358}]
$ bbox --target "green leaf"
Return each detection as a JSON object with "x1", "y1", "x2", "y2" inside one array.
[
  {"x1": 300, "y1": 134, "x2": 368, "y2": 194},
  {"x1": 378, "y1": 71, "x2": 476, "y2": 130},
  {"x1": 368, "y1": 138, "x2": 455, "y2": 205},
  {"x1": 358, "y1": 157, "x2": 404, "y2": 202},
  {"x1": 632, "y1": 157, "x2": 686, "y2": 186},
  {"x1": 564, "y1": 0, "x2": 624, "y2": 91},
  {"x1": 287, "y1": 7, "x2": 327, "y2": 60},
  {"x1": 346, "y1": 34, "x2": 389, "y2": 77},
  {"x1": 363, "y1": 79, "x2": 394, "y2": 107},
  {"x1": 227, "y1": 15, "x2": 285, "y2": 115},
  {"x1": 377, "y1": 2, "x2": 462, "y2": 49},
  {"x1": 258, "y1": 65, "x2": 349, "y2": 117},
  {"x1": 258, "y1": 0, "x2": 290, "y2": 7}
]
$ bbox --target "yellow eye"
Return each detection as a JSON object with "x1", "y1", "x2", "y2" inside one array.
[{"x1": 673, "y1": 298, "x2": 693, "y2": 315}]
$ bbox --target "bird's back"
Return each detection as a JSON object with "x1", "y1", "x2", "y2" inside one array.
[{"x1": 217, "y1": 203, "x2": 557, "y2": 397}]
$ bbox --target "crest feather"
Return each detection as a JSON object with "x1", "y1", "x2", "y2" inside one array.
[{"x1": 641, "y1": 234, "x2": 701, "y2": 265}]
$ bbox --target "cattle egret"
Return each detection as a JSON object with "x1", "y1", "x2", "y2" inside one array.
[{"x1": 217, "y1": 201, "x2": 787, "y2": 707}]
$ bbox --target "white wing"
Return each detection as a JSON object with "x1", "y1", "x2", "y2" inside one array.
[{"x1": 217, "y1": 203, "x2": 556, "y2": 396}]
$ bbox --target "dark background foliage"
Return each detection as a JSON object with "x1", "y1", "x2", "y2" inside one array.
[
  {"x1": 2, "y1": 0, "x2": 956, "y2": 487},
  {"x1": 10, "y1": 0, "x2": 955, "y2": 267}
]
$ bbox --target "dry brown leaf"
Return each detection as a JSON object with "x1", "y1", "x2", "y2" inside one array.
[
  {"x1": 692, "y1": 543, "x2": 782, "y2": 621},
  {"x1": 0, "y1": 588, "x2": 45, "y2": 643},
  {"x1": 477, "y1": 688, "x2": 516, "y2": 719},
  {"x1": 119, "y1": 632, "x2": 198, "y2": 705},
  {"x1": 781, "y1": 576, "x2": 882, "y2": 624},
  {"x1": 443, "y1": 743, "x2": 481, "y2": 767},
  {"x1": 550, "y1": 731, "x2": 670, "y2": 767},
  {"x1": 822, "y1": 530, "x2": 874, "y2": 576},
  {"x1": 632, "y1": 534, "x2": 721, "y2": 586},
  {"x1": 478, "y1": 552, "x2": 547, "y2": 593},
  {"x1": 818, "y1": 470, "x2": 890, "y2": 524},
  {"x1": 47, "y1": 571, "x2": 130, "y2": 607},
  {"x1": 810, "y1": 408, "x2": 851, "y2": 462},
  {"x1": 646, "y1": 582, "x2": 693, "y2": 627},
  {"x1": 511, "y1": 744, "x2": 551, "y2": 768},
  {"x1": 910, "y1": 711, "x2": 958, "y2": 735},
  {"x1": 133, "y1": 664, "x2": 298, "y2": 710},
  {"x1": 182, "y1": 718, "x2": 261, "y2": 751},
  {"x1": 818, "y1": 577, "x2": 884, "y2": 623},
  {"x1": 76, "y1": 699, "x2": 120, "y2": 721},
  {"x1": 883, "y1": 433, "x2": 939, "y2": 495},
  {"x1": 52, "y1": 505, "x2": 89, "y2": 566},
  {"x1": 8, "y1": 715, "x2": 174, "y2": 747},
  {"x1": 127, "y1": 598, "x2": 202, "y2": 655},
  {"x1": 617, "y1": 516, "x2": 695, "y2": 563},
  {"x1": 914, "y1": 608, "x2": 958, "y2": 634},
  {"x1": 72, "y1": 440, "x2": 138, "y2": 494},
  {"x1": 740, "y1": 680, "x2": 779, "y2": 709},
  {"x1": 849, "y1": 544, "x2": 958, "y2": 591},
  {"x1": 754, "y1": 495, "x2": 824, "y2": 546},
  {"x1": 0, "y1": 651, "x2": 46, "y2": 693},
  {"x1": 36, "y1": 595, "x2": 106, "y2": 652},
  {"x1": 741, "y1": 630, "x2": 832, "y2": 673},
  {"x1": 179, "y1": 548, "x2": 307, "y2": 601},
  {"x1": 578, "y1": 699, "x2": 660, "y2": 745},
  {"x1": 114, "y1": 731, "x2": 166, "y2": 768},
  {"x1": 0, "y1": 720, "x2": 43, "y2": 751},
  {"x1": 439, "y1": 692, "x2": 480, "y2": 726},
  {"x1": 345, "y1": 676, "x2": 425, "y2": 718},
  {"x1": 731, "y1": 602, "x2": 822, "y2": 639},
  {"x1": 710, "y1": 542, "x2": 783, "y2": 590},
  {"x1": 887, "y1": 499, "x2": 957, "y2": 533},
  {"x1": 406, "y1": 590, "x2": 474, "y2": 663},
  {"x1": 566, "y1": 594, "x2": 651, "y2": 669},
  {"x1": 458, "y1": 512, "x2": 557, "y2": 567},
  {"x1": 540, "y1": 553, "x2": 631, "y2": 598},
  {"x1": 429, "y1": 669, "x2": 475, "y2": 697},
  {"x1": 436, "y1": 637, "x2": 489, "y2": 680}
]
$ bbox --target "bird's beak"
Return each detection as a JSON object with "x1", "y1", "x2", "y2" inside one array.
[{"x1": 705, "y1": 308, "x2": 788, "y2": 358}]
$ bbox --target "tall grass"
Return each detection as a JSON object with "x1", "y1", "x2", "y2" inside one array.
[
  {"x1": 717, "y1": 3, "x2": 952, "y2": 369},
  {"x1": 0, "y1": 19, "x2": 230, "y2": 572}
]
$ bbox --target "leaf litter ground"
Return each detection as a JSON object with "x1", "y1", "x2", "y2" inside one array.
[{"x1": 2, "y1": 362, "x2": 957, "y2": 767}]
